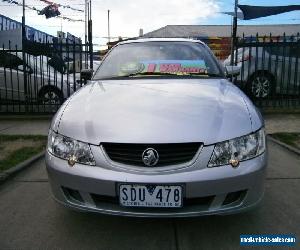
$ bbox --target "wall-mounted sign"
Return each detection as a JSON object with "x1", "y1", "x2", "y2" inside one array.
[{"x1": 0, "y1": 14, "x2": 54, "y2": 43}]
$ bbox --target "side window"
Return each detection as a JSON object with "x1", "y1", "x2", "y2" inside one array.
[
  {"x1": 0, "y1": 52, "x2": 33, "y2": 73},
  {"x1": 265, "y1": 47, "x2": 290, "y2": 57},
  {"x1": 0, "y1": 52, "x2": 23, "y2": 69},
  {"x1": 290, "y1": 45, "x2": 300, "y2": 58},
  {"x1": 48, "y1": 55, "x2": 66, "y2": 74}
]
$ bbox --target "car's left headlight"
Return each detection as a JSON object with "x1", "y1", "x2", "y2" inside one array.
[
  {"x1": 208, "y1": 128, "x2": 266, "y2": 167},
  {"x1": 47, "y1": 130, "x2": 95, "y2": 166}
]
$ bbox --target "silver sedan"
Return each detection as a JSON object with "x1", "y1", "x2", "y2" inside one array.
[{"x1": 46, "y1": 38, "x2": 267, "y2": 217}]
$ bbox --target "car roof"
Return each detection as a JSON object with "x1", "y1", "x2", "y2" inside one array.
[{"x1": 118, "y1": 38, "x2": 206, "y2": 46}]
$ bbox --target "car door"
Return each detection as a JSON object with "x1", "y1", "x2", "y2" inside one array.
[
  {"x1": 288, "y1": 44, "x2": 300, "y2": 95},
  {"x1": 265, "y1": 46, "x2": 289, "y2": 94},
  {"x1": 273, "y1": 44, "x2": 300, "y2": 95},
  {"x1": 0, "y1": 51, "x2": 25, "y2": 101}
]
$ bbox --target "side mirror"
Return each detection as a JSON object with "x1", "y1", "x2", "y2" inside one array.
[
  {"x1": 80, "y1": 69, "x2": 93, "y2": 81},
  {"x1": 225, "y1": 65, "x2": 241, "y2": 77}
]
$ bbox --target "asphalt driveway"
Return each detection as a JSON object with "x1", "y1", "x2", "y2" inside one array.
[{"x1": 0, "y1": 139, "x2": 299, "y2": 250}]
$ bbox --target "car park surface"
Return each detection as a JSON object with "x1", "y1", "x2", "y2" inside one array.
[{"x1": 0, "y1": 139, "x2": 299, "y2": 249}]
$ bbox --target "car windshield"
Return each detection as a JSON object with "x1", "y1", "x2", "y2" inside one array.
[{"x1": 94, "y1": 41, "x2": 223, "y2": 79}]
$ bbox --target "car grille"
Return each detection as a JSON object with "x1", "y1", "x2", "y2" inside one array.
[{"x1": 101, "y1": 142, "x2": 201, "y2": 167}]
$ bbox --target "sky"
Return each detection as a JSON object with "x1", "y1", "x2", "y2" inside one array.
[{"x1": 0, "y1": 0, "x2": 299, "y2": 49}]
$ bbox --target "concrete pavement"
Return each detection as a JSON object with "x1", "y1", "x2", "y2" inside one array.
[
  {"x1": 0, "y1": 139, "x2": 299, "y2": 250},
  {"x1": 0, "y1": 119, "x2": 51, "y2": 135},
  {"x1": 264, "y1": 114, "x2": 300, "y2": 134}
]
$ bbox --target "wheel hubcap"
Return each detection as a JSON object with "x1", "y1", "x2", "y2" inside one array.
[
  {"x1": 251, "y1": 76, "x2": 271, "y2": 98},
  {"x1": 43, "y1": 91, "x2": 60, "y2": 104}
]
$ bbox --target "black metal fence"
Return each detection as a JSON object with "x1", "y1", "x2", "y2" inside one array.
[
  {"x1": 1, "y1": 33, "x2": 300, "y2": 114},
  {"x1": 232, "y1": 32, "x2": 300, "y2": 108},
  {"x1": 0, "y1": 39, "x2": 94, "y2": 113}
]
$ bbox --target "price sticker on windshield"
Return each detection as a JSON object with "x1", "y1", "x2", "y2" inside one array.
[
  {"x1": 143, "y1": 60, "x2": 207, "y2": 74},
  {"x1": 119, "y1": 60, "x2": 207, "y2": 76}
]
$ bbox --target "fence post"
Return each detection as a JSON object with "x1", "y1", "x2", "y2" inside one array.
[
  {"x1": 73, "y1": 40, "x2": 76, "y2": 92},
  {"x1": 230, "y1": 0, "x2": 238, "y2": 66},
  {"x1": 22, "y1": 4, "x2": 28, "y2": 113},
  {"x1": 22, "y1": 43, "x2": 28, "y2": 113},
  {"x1": 88, "y1": 19, "x2": 93, "y2": 70}
]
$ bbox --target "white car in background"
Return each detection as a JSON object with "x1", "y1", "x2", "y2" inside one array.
[
  {"x1": 0, "y1": 51, "x2": 79, "y2": 104},
  {"x1": 224, "y1": 45, "x2": 300, "y2": 98}
]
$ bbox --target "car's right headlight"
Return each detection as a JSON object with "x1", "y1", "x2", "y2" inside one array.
[
  {"x1": 208, "y1": 128, "x2": 266, "y2": 168},
  {"x1": 47, "y1": 130, "x2": 95, "y2": 166}
]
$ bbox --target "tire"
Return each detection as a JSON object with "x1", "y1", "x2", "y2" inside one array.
[
  {"x1": 38, "y1": 86, "x2": 64, "y2": 105},
  {"x1": 247, "y1": 72, "x2": 275, "y2": 98}
]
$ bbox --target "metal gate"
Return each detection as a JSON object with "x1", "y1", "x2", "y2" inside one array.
[{"x1": 0, "y1": 39, "x2": 94, "y2": 114}]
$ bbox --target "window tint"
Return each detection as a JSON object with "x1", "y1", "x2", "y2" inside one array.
[
  {"x1": 265, "y1": 46, "x2": 291, "y2": 56},
  {"x1": 290, "y1": 45, "x2": 300, "y2": 57},
  {"x1": 0, "y1": 51, "x2": 23, "y2": 68},
  {"x1": 48, "y1": 55, "x2": 67, "y2": 74}
]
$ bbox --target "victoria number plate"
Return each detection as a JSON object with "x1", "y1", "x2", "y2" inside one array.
[{"x1": 119, "y1": 184, "x2": 183, "y2": 208}]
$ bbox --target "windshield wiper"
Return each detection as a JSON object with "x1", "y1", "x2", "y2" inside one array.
[
  {"x1": 96, "y1": 72, "x2": 222, "y2": 80},
  {"x1": 206, "y1": 73, "x2": 223, "y2": 77},
  {"x1": 126, "y1": 72, "x2": 178, "y2": 77}
]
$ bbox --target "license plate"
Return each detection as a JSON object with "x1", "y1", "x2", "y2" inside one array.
[{"x1": 119, "y1": 184, "x2": 183, "y2": 208}]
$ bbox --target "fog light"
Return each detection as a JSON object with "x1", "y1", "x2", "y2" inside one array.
[
  {"x1": 222, "y1": 190, "x2": 247, "y2": 205},
  {"x1": 229, "y1": 159, "x2": 239, "y2": 168},
  {"x1": 68, "y1": 155, "x2": 77, "y2": 167}
]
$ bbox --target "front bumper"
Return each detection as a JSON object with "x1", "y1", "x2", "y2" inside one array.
[{"x1": 45, "y1": 149, "x2": 267, "y2": 217}]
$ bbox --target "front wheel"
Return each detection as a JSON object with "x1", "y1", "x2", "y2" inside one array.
[
  {"x1": 38, "y1": 87, "x2": 64, "y2": 105},
  {"x1": 247, "y1": 72, "x2": 274, "y2": 98}
]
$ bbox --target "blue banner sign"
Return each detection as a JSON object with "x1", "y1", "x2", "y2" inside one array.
[{"x1": 0, "y1": 14, "x2": 54, "y2": 43}]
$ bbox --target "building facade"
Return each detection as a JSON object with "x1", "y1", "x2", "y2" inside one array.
[{"x1": 143, "y1": 25, "x2": 300, "y2": 60}]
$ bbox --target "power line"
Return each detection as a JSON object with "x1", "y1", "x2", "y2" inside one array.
[
  {"x1": 0, "y1": 3, "x2": 85, "y2": 6},
  {"x1": 7, "y1": 14, "x2": 84, "y2": 17}
]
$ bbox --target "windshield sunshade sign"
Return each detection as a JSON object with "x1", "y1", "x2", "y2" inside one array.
[{"x1": 119, "y1": 60, "x2": 207, "y2": 75}]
